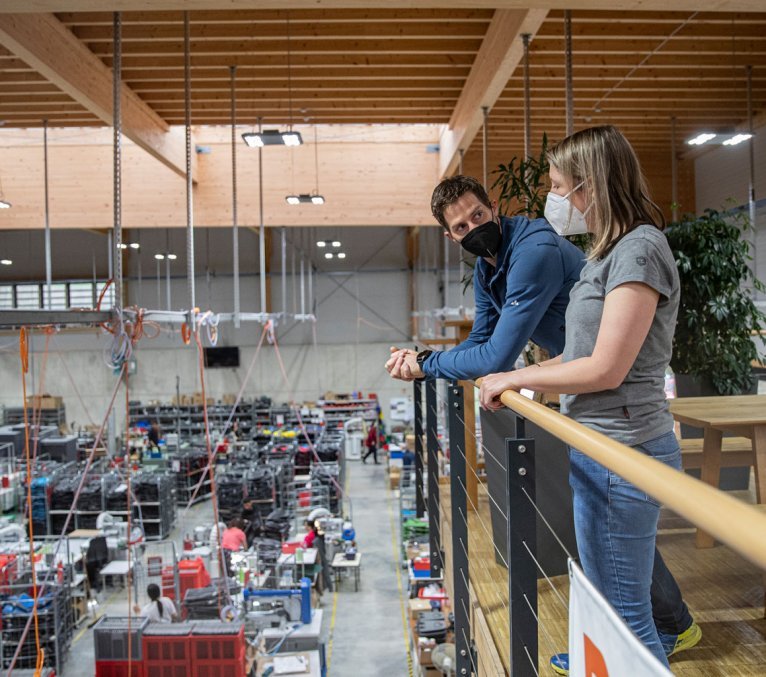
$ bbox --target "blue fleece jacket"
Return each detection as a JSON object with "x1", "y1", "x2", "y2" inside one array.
[{"x1": 423, "y1": 216, "x2": 585, "y2": 380}]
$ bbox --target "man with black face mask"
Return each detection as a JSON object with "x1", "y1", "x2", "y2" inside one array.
[{"x1": 386, "y1": 174, "x2": 584, "y2": 381}]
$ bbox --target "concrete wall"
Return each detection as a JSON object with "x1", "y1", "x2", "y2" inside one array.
[{"x1": 0, "y1": 220, "x2": 478, "y2": 435}]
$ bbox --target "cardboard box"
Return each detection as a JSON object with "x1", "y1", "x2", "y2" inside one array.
[
  {"x1": 222, "y1": 394, "x2": 237, "y2": 405},
  {"x1": 389, "y1": 469, "x2": 401, "y2": 490},
  {"x1": 408, "y1": 598, "x2": 432, "y2": 622},
  {"x1": 26, "y1": 395, "x2": 63, "y2": 410}
]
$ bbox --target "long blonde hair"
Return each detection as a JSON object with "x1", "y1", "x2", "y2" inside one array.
[{"x1": 547, "y1": 125, "x2": 665, "y2": 260}]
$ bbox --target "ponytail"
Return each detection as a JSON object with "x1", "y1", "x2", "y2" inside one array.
[{"x1": 147, "y1": 583, "x2": 163, "y2": 618}]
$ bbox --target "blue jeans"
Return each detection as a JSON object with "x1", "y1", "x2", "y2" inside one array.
[{"x1": 569, "y1": 430, "x2": 686, "y2": 667}]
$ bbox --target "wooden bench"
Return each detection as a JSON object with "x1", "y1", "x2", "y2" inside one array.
[{"x1": 679, "y1": 436, "x2": 753, "y2": 470}]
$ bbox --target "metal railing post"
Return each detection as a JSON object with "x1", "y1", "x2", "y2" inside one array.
[
  {"x1": 426, "y1": 379, "x2": 442, "y2": 577},
  {"x1": 506, "y1": 430, "x2": 537, "y2": 676},
  {"x1": 414, "y1": 380, "x2": 425, "y2": 518},
  {"x1": 448, "y1": 382, "x2": 471, "y2": 677}
]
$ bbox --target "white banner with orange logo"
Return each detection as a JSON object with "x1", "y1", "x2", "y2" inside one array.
[{"x1": 568, "y1": 560, "x2": 673, "y2": 677}]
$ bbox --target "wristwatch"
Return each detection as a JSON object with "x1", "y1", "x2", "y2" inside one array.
[{"x1": 415, "y1": 350, "x2": 433, "y2": 379}]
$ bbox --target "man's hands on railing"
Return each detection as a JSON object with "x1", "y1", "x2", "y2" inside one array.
[
  {"x1": 479, "y1": 371, "x2": 522, "y2": 410},
  {"x1": 385, "y1": 346, "x2": 424, "y2": 382}
]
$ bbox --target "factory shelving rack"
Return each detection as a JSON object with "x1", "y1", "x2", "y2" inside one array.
[
  {"x1": 3, "y1": 406, "x2": 66, "y2": 430},
  {"x1": 319, "y1": 398, "x2": 378, "y2": 425}
]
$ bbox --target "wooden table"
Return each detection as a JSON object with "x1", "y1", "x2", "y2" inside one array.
[
  {"x1": 670, "y1": 395, "x2": 766, "y2": 548},
  {"x1": 330, "y1": 552, "x2": 362, "y2": 591}
]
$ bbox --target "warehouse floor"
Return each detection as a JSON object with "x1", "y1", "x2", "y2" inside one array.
[{"x1": 61, "y1": 459, "x2": 408, "y2": 676}]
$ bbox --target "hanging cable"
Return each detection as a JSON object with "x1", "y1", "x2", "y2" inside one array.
[
  {"x1": 124, "y1": 367, "x2": 134, "y2": 676},
  {"x1": 8, "y1": 363, "x2": 128, "y2": 675},
  {"x1": 179, "y1": 323, "x2": 270, "y2": 515},
  {"x1": 193, "y1": 328, "x2": 230, "y2": 612},
  {"x1": 18, "y1": 327, "x2": 45, "y2": 674}
]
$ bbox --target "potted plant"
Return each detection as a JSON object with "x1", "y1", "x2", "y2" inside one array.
[{"x1": 665, "y1": 207, "x2": 765, "y2": 396}]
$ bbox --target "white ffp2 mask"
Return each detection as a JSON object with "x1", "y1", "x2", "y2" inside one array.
[{"x1": 544, "y1": 183, "x2": 590, "y2": 236}]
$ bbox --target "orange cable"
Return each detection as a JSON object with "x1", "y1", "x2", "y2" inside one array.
[
  {"x1": 194, "y1": 328, "x2": 226, "y2": 614},
  {"x1": 30, "y1": 330, "x2": 54, "y2": 465},
  {"x1": 19, "y1": 327, "x2": 45, "y2": 674},
  {"x1": 181, "y1": 322, "x2": 192, "y2": 345},
  {"x1": 125, "y1": 369, "x2": 133, "y2": 675}
]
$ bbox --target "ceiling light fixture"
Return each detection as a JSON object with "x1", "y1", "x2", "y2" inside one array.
[
  {"x1": 242, "y1": 129, "x2": 304, "y2": 148},
  {"x1": 722, "y1": 133, "x2": 753, "y2": 146},
  {"x1": 167, "y1": 254, "x2": 178, "y2": 260},
  {"x1": 316, "y1": 240, "x2": 326, "y2": 247},
  {"x1": 0, "y1": 259, "x2": 11, "y2": 265},
  {"x1": 286, "y1": 193, "x2": 325, "y2": 205},
  {"x1": 130, "y1": 242, "x2": 140, "y2": 250},
  {"x1": 118, "y1": 243, "x2": 128, "y2": 250},
  {"x1": 324, "y1": 252, "x2": 333, "y2": 259},
  {"x1": 337, "y1": 252, "x2": 346, "y2": 259},
  {"x1": 242, "y1": 14, "x2": 303, "y2": 149},
  {"x1": 686, "y1": 132, "x2": 717, "y2": 146},
  {"x1": 154, "y1": 254, "x2": 165, "y2": 260},
  {"x1": 331, "y1": 240, "x2": 341, "y2": 248},
  {"x1": 284, "y1": 120, "x2": 326, "y2": 206}
]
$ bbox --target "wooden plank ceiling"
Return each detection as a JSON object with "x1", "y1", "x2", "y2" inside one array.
[{"x1": 0, "y1": 8, "x2": 764, "y2": 155}]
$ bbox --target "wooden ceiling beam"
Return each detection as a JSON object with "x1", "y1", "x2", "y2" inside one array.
[
  {"x1": 119, "y1": 66, "x2": 472, "y2": 81},
  {"x1": 526, "y1": 53, "x2": 766, "y2": 67},
  {"x1": 0, "y1": 13, "x2": 195, "y2": 181},
  {"x1": 100, "y1": 53, "x2": 477, "y2": 68},
  {"x1": 56, "y1": 9, "x2": 495, "y2": 24},
  {"x1": 85, "y1": 38, "x2": 484, "y2": 56},
  {"x1": 522, "y1": 65, "x2": 766, "y2": 80},
  {"x1": 500, "y1": 81, "x2": 765, "y2": 93},
  {"x1": 439, "y1": 8, "x2": 547, "y2": 179},
  {"x1": 4, "y1": 1, "x2": 766, "y2": 12},
  {"x1": 69, "y1": 21, "x2": 490, "y2": 41},
  {"x1": 133, "y1": 80, "x2": 465, "y2": 93},
  {"x1": 528, "y1": 37, "x2": 766, "y2": 54},
  {"x1": 539, "y1": 20, "x2": 766, "y2": 39}
]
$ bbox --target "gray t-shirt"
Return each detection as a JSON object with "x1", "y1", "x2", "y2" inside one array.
[{"x1": 560, "y1": 224, "x2": 679, "y2": 446}]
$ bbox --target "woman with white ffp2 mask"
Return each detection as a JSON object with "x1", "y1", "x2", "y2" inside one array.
[{"x1": 544, "y1": 181, "x2": 591, "y2": 236}]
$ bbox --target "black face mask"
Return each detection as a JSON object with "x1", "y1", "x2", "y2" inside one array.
[{"x1": 459, "y1": 220, "x2": 502, "y2": 258}]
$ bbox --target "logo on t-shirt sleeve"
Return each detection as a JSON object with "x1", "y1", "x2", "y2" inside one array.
[{"x1": 636, "y1": 256, "x2": 647, "y2": 266}]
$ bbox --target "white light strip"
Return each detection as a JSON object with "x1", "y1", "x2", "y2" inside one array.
[
  {"x1": 686, "y1": 132, "x2": 716, "y2": 146},
  {"x1": 722, "y1": 133, "x2": 753, "y2": 146}
]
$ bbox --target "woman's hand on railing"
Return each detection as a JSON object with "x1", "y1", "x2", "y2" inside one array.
[{"x1": 479, "y1": 371, "x2": 521, "y2": 410}]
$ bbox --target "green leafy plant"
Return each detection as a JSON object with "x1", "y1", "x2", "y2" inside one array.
[
  {"x1": 666, "y1": 207, "x2": 765, "y2": 394},
  {"x1": 492, "y1": 134, "x2": 550, "y2": 219}
]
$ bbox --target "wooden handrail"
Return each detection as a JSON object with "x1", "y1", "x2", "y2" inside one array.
[{"x1": 477, "y1": 381, "x2": 766, "y2": 571}]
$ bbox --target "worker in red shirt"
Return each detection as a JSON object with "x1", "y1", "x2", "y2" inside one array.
[{"x1": 362, "y1": 422, "x2": 379, "y2": 465}]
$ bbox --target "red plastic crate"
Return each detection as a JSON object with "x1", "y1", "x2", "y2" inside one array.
[
  {"x1": 96, "y1": 660, "x2": 144, "y2": 677},
  {"x1": 412, "y1": 556, "x2": 430, "y2": 571},
  {"x1": 418, "y1": 586, "x2": 448, "y2": 601},
  {"x1": 161, "y1": 557, "x2": 211, "y2": 605},
  {"x1": 143, "y1": 623, "x2": 193, "y2": 677},
  {"x1": 190, "y1": 623, "x2": 245, "y2": 677}
]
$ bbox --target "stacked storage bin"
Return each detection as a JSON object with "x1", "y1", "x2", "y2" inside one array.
[
  {"x1": 217, "y1": 473, "x2": 245, "y2": 523},
  {"x1": 190, "y1": 621, "x2": 245, "y2": 677},
  {"x1": 311, "y1": 462, "x2": 342, "y2": 513},
  {"x1": 142, "y1": 622, "x2": 194, "y2": 677},
  {"x1": 245, "y1": 466, "x2": 276, "y2": 520},
  {"x1": 161, "y1": 557, "x2": 211, "y2": 610},
  {"x1": 172, "y1": 450, "x2": 211, "y2": 506},
  {"x1": 135, "y1": 474, "x2": 176, "y2": 540},
  {"x1": 93, "y1": 616, "x2": 148, "y2": 677},
  {"x1": 0, "y1": 585, "x2": 73, "y2": 673}
]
